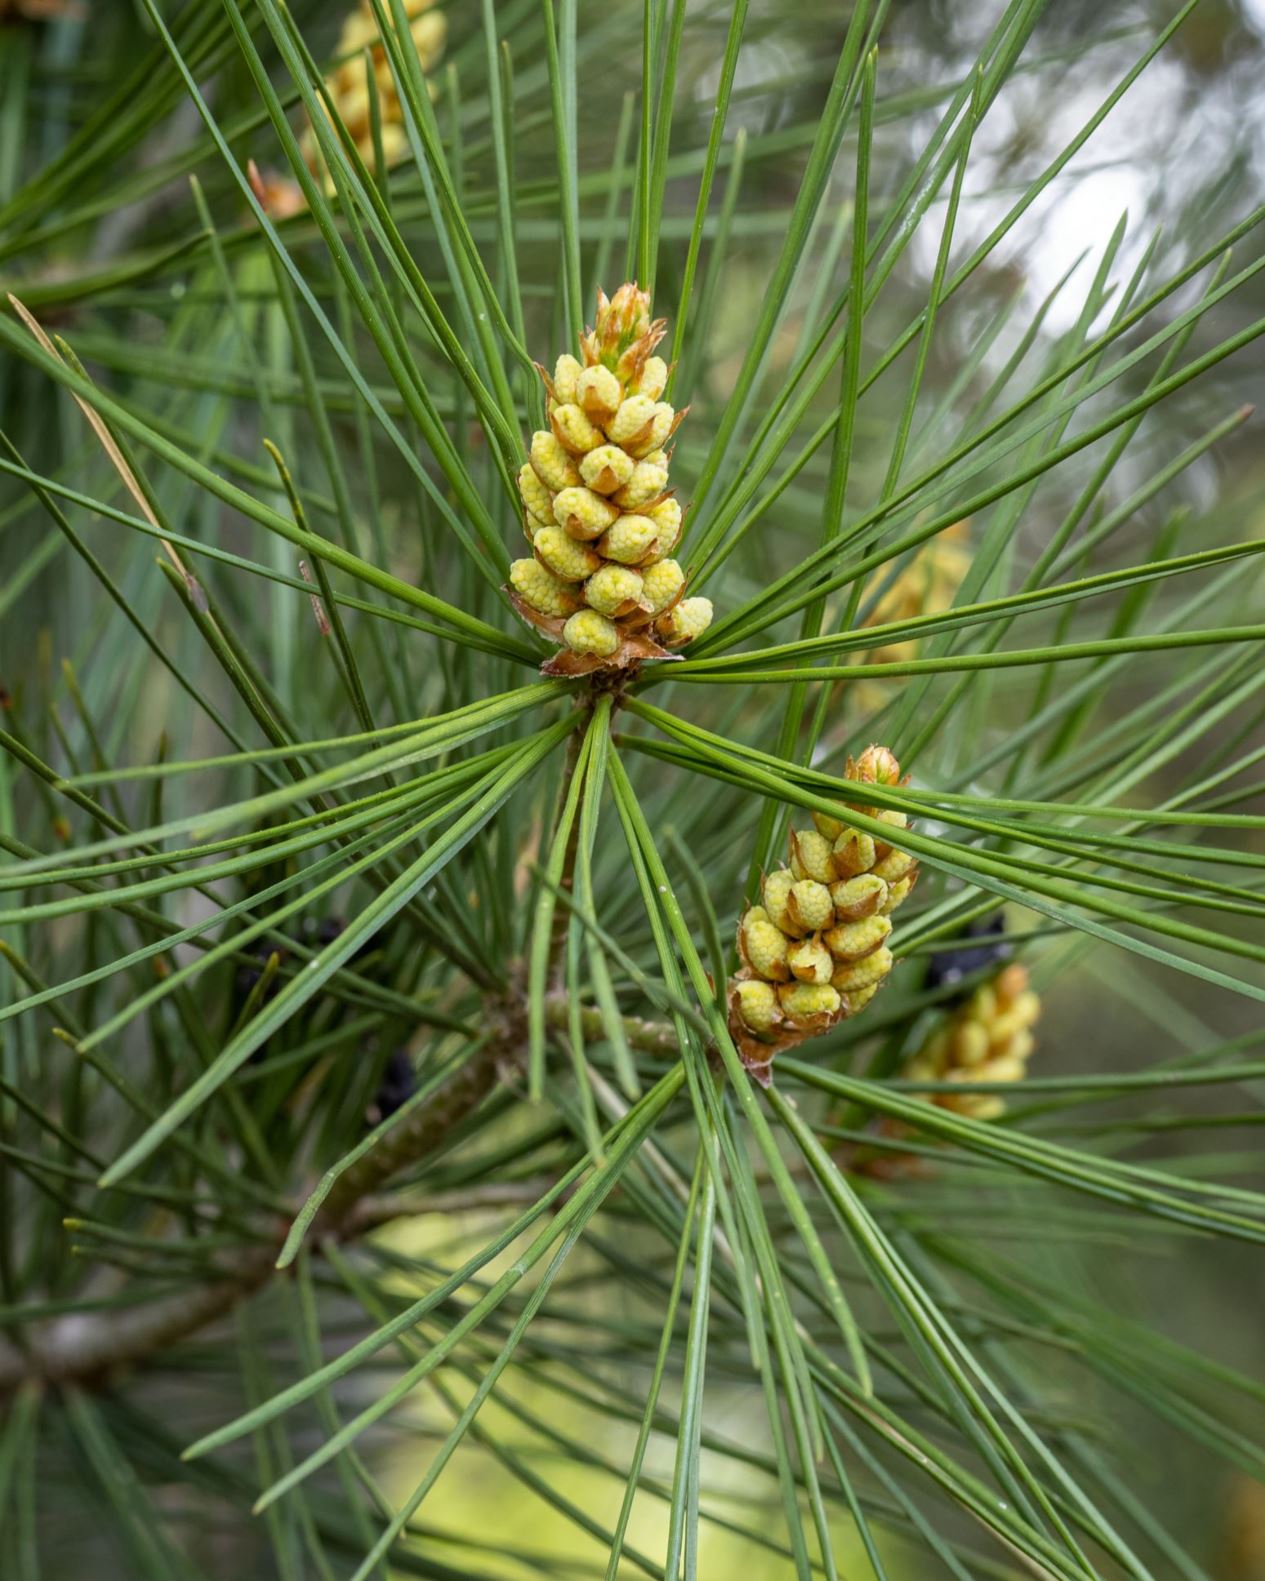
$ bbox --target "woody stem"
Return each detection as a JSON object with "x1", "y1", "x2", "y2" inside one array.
[{"x1": 546, "y1": 694, "x2": 598, "y2": 980}]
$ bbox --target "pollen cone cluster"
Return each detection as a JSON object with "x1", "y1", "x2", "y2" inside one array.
[
  {"x1": 845, "y1": 524, "x2": 970, "y2": 717},
  {"x1": 728, "y1": 746, "x2": 918, "y2": 1083},
  {"x1": 507, "y1": 284, "x2": 712, "y2": 676},
  {"x1": 863, "y1": 522, "x2": 970, "y2": 666},
  {"x1": 906, "y1": 963, "x2": 1040, "y2": 1120},
  {"x1": 296, "y1": 0, "x2": 445, "y2": 192}
]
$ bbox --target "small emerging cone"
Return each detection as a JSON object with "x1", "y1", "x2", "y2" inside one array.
[
  {"x1": 904, "y1": 962, "x2": 1040, "y2": 1120},
  {"x1": 257, "y1": 0, "x2": 446, "y2": 217},
  {"x1": 863, "y1": 523, "x2": 970, "y2": 667},
  {"x1": 727, "y1": 745, "x2": 918, "y2": 1084},
  {"x1": 850, "y1": 523, "x2": 971, "y2": 714},
  {"x1": 507, "y1": 283, "x2": 712, "y2": 674}
]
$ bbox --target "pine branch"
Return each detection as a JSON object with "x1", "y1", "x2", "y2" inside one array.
[{"x1": 0, "y1": 1026, "x2": 513, "y2": 1393}]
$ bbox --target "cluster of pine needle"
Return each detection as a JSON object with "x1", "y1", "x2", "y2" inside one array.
[{"x1": 0, "y1": 2, "x2": 1263, "y2": 1578}]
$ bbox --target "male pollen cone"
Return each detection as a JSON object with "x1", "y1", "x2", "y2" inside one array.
[
  {"x1": 728, "y1": 745, "x2": 919, "y2": 1083},
  {"x1": 507, "y1": 284, "x2": 712, "y2": 676}
]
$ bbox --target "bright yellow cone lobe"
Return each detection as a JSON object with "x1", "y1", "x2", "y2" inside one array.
[
  {"x1": 832, "y1": 948, "x2": 893, "y2": 993},
  {"x1": 517, "y1": 463, "x2": 554, "y2": 530},
  {"x1": 638, "y1": 356, "x2": 669, "y2": 400},
  {"x1": 787, "y1": 879, "x2": 833, "y2": 934},
  {"x1": 598, "y1": 513, "x2": 658, "y2": 565},
  {"x1": 552, "y1": 486, "x2": 619, "y2": 541},
  {"x1": 741, "y1": 907, "x2": 790, "y2": 983},
  {"x1": 728, "y1": 747, "x2": 919, "y2": 1073},
  {"x1": 830, "y1": 874, "x2": 888, "y2": 920},
  {"x1": 646, "y1": 499, "x2": 683, "y2": 558},
  {"x1": 614, "y1": 401, "x2": 672, "y2": 457},
  {"x1": 533, "y1": 527, "x2": 601, "y2": 584},
  {"x1": 790, "y1": 829, "x2": 834, "y2": 884},
  {"x1": 762, "y1": 870, "x2": 797, "y2": 934},
  {"x1": 513, "y1": 284, "x2": 711, "y2": 663},
  {"x1": 830, "y1": 829, "x2": 876, "y2": 878},
  {"x1": 787, "y1": 937, "x2": 833, "y2": 985},
  {"x1": 735, "y1": 980, "x2": 779, "y2": 1036},
  {"x1": 585, "y1": 564, "x2": 644, "y2": 617},
  {"x1": 641, "y1": 559, "x2": 685, "y2": 616},
  {"x1": 880, "y1": 875, "x2": 915, "y2": 913},
  {"x1": 561, "y1": 609, "x2": 620, "y2": 657},
  {"x1": 872, "y1": 846, "x2": 916, "y2": 883},
  {"x1": 509, "y1": 559, "x2": 580, "y2": 619},
  {"x1": 658, "y1": 597, "x2": 713, "y2": 646},
  {"x1": 824, "y1": 914, "x2": 892, "y2": 961},
  {"x1": 811, "y1": 808, "x2": 844, "y2": 840},
  {"x1": 531, "y1": 431, "x2": 580, "y2": 493},
  {"x1": 615, "y1": 456, "x2": 669, "y2": 509},
  {"x1": 576, "y1": 365, "x2": 622, "y2": 421},
  {"x1": 580, "y1": 445, "x2": 635, "y2": 495},
  {"x1": 552, "y1": 354, "x2": 582, "y2": 403},
  {"x1": 777, "y1": 983, "x2": 841, "y2": 1024},
  {"x1": 907, "y1": 962, "x2": 1040, "y2": 1120},
  {"x1": 551, "y1": 405, "x2": 606, "y2": 455}
]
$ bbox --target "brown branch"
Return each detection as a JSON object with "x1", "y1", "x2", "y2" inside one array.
[
  {"x1": 319, "y1": 1036, "x2": 510, "y2": 1226},
  {"x1": 0, "y1": 1026, "x2": 516, "y2": 1395},
  {"x1": 546, "y1": 712, "x2": 590, "y2": 975},
  {"x1": 0, "y1": 697, "x2": 602, "y2": 1397},
  {"x1": 557, "y1": 999, "x2": 683, "y2": 1058},
  {"x1": 340, "y1": 1177, "x2": 558, "y2": 1238},
  {"x1": 0, "y1": 1249, "x2": 278, "y2": 1391},
  {"x1": 0, "y1": 988, "x2": 682, "y2": 1397}
]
